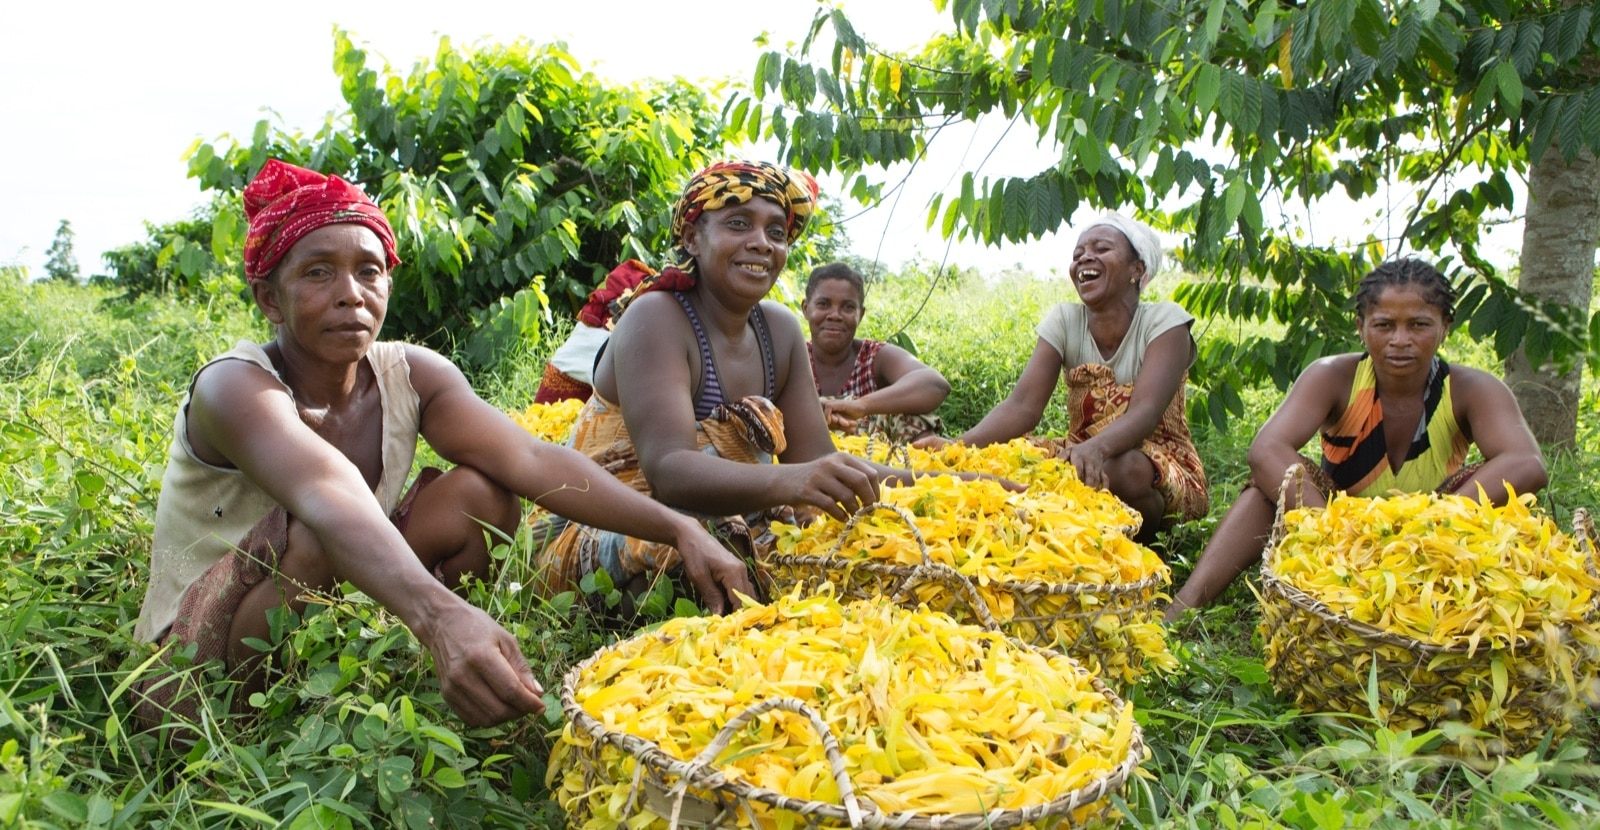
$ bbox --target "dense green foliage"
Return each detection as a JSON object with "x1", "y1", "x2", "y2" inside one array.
[
  {"x1": 100, "y1": 198, "x2": 246, "y2": 300},
  {"x1": 1, "y1": 269, "x2": 1598, "y2": 827},
  {"x1": 737, "y1": 0, "x2": 1600, "y2": 432},
  {"x1": 117, "y1": 31, "x2": 738, "y2": 365}
]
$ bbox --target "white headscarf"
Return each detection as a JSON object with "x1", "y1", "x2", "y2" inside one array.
[{"x1": 1079, "y1": 213, "x2": 1162, "y2": 290}]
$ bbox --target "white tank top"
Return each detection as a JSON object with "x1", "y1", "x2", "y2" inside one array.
[{"x1": 133, "y1": 340, "x2": 420, "y2": 641}]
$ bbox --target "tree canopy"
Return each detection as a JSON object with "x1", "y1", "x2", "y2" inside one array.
[
  {"x1": 179, "y1": 31, "x2": 737, "y2": 363},
  {"x1": 737, "y1": 0, "x2": 1600, "y2": 433},
  {"x1": 44, "y1": 220, "x2": 80, "y2": 284}
]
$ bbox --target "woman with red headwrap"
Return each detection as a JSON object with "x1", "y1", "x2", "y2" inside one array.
[
  {"x1": 531, "y1": 259, "x2": 653, "y2": 404},
  {"x1": 533, "y1": 161, "x2": 931, "y2": 607},
  {"x1": 132, "y1": 160, "x2": 754, "y2": 736}
]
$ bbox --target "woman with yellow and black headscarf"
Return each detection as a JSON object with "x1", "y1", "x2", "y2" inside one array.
[{"x1": 533, "y1": 161, "x2": 911, "y2": 614}]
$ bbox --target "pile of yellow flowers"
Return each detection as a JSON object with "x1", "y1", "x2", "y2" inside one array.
[
  {"x1": 552, "y1": 590, "x2": 1140, "y2": 829},
  {"x1": 831, "y1": 437, "x2": 1138, "y2": 532},
  {"x1": 770, "y1": 472, "x2": 1175, "y2": 686},
  {"x1": 1262, "y1": 490, "x2": 1600, "y2": 755},
  {"x1": 508, "y1": 398, "x2": 585, "y2": 445}
]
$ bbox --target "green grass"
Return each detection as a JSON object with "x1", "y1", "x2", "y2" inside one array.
[{"x1": 1, "y1": 270, "x2": 1598, "y2": 828}]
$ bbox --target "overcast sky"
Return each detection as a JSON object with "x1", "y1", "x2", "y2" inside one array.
[{"x1": 1, "y1": 0, "x2": 1526, "y2": 283}]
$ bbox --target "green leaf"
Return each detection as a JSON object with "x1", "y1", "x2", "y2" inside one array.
[
  {"x1": 285, "y1": 804, "x2": 351, "y2": 830},
  {"x1": 432, "y1": 766, "x2": 468, "y2": 789},
  {"x1": 1218, "y1": 377, "x2": 1245, "y2": 416},
  {"x1": 1195, "y1": 63, "x2": 1221, "y2": 115},
  {"x1": 1223, "y1": 175, "x2": 1248, "y2": 228},
  {"x1": 1366, "y1": 656, "x2": 1381, "y2": 719},
  {"x1": 1559, "y1": 89, "x2": 1587, "y2": 162},
  {"x1": 42, "y1": 791, "x2": 89, "y2": 824},
  {"x1": 753, "y1": 51, "x2": 780, "y2": 95},
  {"x1": 1493, "y1": 301, "x2": 1529, "y2": 359},
  {"x1": 940, "y1": 199, "x2": 962, "y2": 238},
  {"x1": 1351, "y1": 0, "x2": 1387, "y2": 57},
  {"x1": 1203, "y1": 0, "x2": 1226, "y2": 46},
  {"x1": 1229, "y1": 658, "x2": 1270, "y2": 686},
  {"x1": 952, "y1": 0, "x2": 981, "y2": 33},
  {"x1": 1494, "y1": 62, "x2": 1523, "y2": 117},
  {"x1": 1527, "y1": 96, "x2": 1565, "y2": 164},
  {"x1": 378, "y1": 756, "x2": 416, "y2": 797},
  {"x1": 1490, "y1": 758, "x2": 1540, "y2": 795},
  {"x1": 1206, "y1": 389, "x2": 1227, "y2": 430},
  {"x1": 1469, "y1": 288, "x2": 1506, "y2": 340},
  {"x1": 1584, "y1": 86, "x2": 1600, "y2": 149}
]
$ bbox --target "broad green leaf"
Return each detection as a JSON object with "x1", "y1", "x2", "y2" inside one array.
[
  {"x1": 42, "y1": 792, "x2": 89, "y2": 824},
  {"x1": 432, "y1": 766, "x2": 468, "y2": 789},
  {"x1": 285, "y1": 803, "x2": 351, "y2": 830},
  {"x1": 1494, "y1": 62, "x2": 1523, "y2": 117},
  {"x1": 1351, "y1": 0, "x2": 1387, "y2": 57},
  {"x1": 378, "y1": 756, "x2": 416, "y2": 796},
  {"x1": 1223, "y1": 176, "x2": 1248, "y2": 228},
  {"x1": 1584, "y1": 86, "x2": 1600, "y2": 148},
  {"x1": 1203, "y1": 0, "x2": 1226, "y2": 46},
  {"x1": 1195, "y1": 64, "x2": 1222, "y2": 115}
]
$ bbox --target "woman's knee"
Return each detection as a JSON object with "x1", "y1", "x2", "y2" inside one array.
[
  {"x1": 428, "y1": 467, "x2": 521, "y2": 534},
  {"x1": 405, "y1": 467, "x2": 522, "y2": 564},
  {"x1": 278, "y1": 516, "x2": 339, "y2": 591},
  {"x1": 1105, "y1": 451, "x2": 1159, "y2": 500}
]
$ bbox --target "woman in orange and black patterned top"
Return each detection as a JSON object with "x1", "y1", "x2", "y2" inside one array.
[
  {"x1": 916, "y1": 213, "x2": 1208, "y2": 542},
  {"x1": 1167, "y1": 259, "x2": 1548, "y2": 619}
]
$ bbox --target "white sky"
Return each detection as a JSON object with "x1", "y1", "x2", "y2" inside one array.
[{"x1": 1, "y1": 0, "x2": 1526, "y2": 282}]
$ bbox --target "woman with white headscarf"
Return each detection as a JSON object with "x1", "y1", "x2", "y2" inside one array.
[{"x1": 915, "y1": 213, "x2": 1208, "y2": 541}]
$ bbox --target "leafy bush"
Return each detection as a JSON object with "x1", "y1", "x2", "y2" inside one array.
[{"x1": 99, "y1": 196, "x2": 247, "y2": 303}]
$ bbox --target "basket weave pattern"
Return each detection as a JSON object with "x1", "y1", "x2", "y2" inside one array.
[
  {"x1": 765, "y1": 503, "x2": 1169, "y2": 687},
  {"x1": 1258, "y1": 466, "x2": 1599, "y2": 756},
  {"x1": 554, "y1": 596, "x2": 1143, "y2": 829}
]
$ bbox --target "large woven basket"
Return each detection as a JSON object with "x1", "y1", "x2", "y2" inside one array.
[
  {"x1": 555, "y1": 600, "x2": 1143, "y2": 829},
  {"x1": 763, "y1": 502, "x2": 1168, "y2": 688},
  {"x1": 1259, "y1": 465, "x2": 1599, "y2": 756}
]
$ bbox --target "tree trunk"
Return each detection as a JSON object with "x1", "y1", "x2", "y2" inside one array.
[{"x1": 1505, "y1": 147, "x2": 1600, "y2": 449}]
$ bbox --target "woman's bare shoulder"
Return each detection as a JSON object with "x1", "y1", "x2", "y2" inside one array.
[{"x1": 1298, "y1": 352, "x2": 1362, "y2": 380}]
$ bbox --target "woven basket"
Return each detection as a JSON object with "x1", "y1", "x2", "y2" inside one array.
[
  {"x1": 556, "y1": 601, "x2": 1143, "y2": 829},
  {"x1": 1259, "y1": 465, "x2": 1599, "y2": 756},
  {"x1": 763, "y1": 502, "x2": 1168, "y2": 688}
]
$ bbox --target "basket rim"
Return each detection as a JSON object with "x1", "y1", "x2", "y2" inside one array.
[
  {"x1": 764, "y1": 551, "x2": 1166, "y2": 597},
  {"x1": 557, "y1": 609, "x2": 1145, "y2": 830}
]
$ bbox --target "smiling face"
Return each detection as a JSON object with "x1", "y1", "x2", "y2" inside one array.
[
  {"x1": 253, "y1": 223, "x2": 391, "y2": 364},
  {"x1": 1069, "y1": 225, "x2": 1145, "y2": 307},
  {"x1": 1358, "y1": 285, "x2": 1448, "y2": 377},
  {"x1": 681, "y1": 198, "x2": 790, "y2": 306},
  {"x1": 802, "y1": 277, "x2": 864, "y2": 354}
]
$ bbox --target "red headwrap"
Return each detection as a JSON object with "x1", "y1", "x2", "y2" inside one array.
[
  {"x1": 242, "y1": 159, "x2": 401, "y2": 282},
  {"x1": 580, "y1": 259, "x2": 655, "y2": 329}
]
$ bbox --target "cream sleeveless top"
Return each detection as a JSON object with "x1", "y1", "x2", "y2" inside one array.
[{"x1": 133, "y1": 340, "x2": 421, "y2": 641}]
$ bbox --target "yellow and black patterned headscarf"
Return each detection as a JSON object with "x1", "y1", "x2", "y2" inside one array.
[{"x1": 610, "y1": 160, "x2": 819, "y2": 319}]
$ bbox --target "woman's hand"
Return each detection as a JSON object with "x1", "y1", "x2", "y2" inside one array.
[
  {"x1": 783, "y1": 453, "x2": 882, "y2": 522},
  {"x1": 1062, "y1": 441, "x2": 1112, "y2": 490},
  {"x1": 821, "y1": 398, "x2": 865, "y2": 433},
  {"x1": 671, "y1": 519, "x2": 758, "y2": 615},
  {"x1": 911, "y1": 433, "x2": 952, "y2": 450}
]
